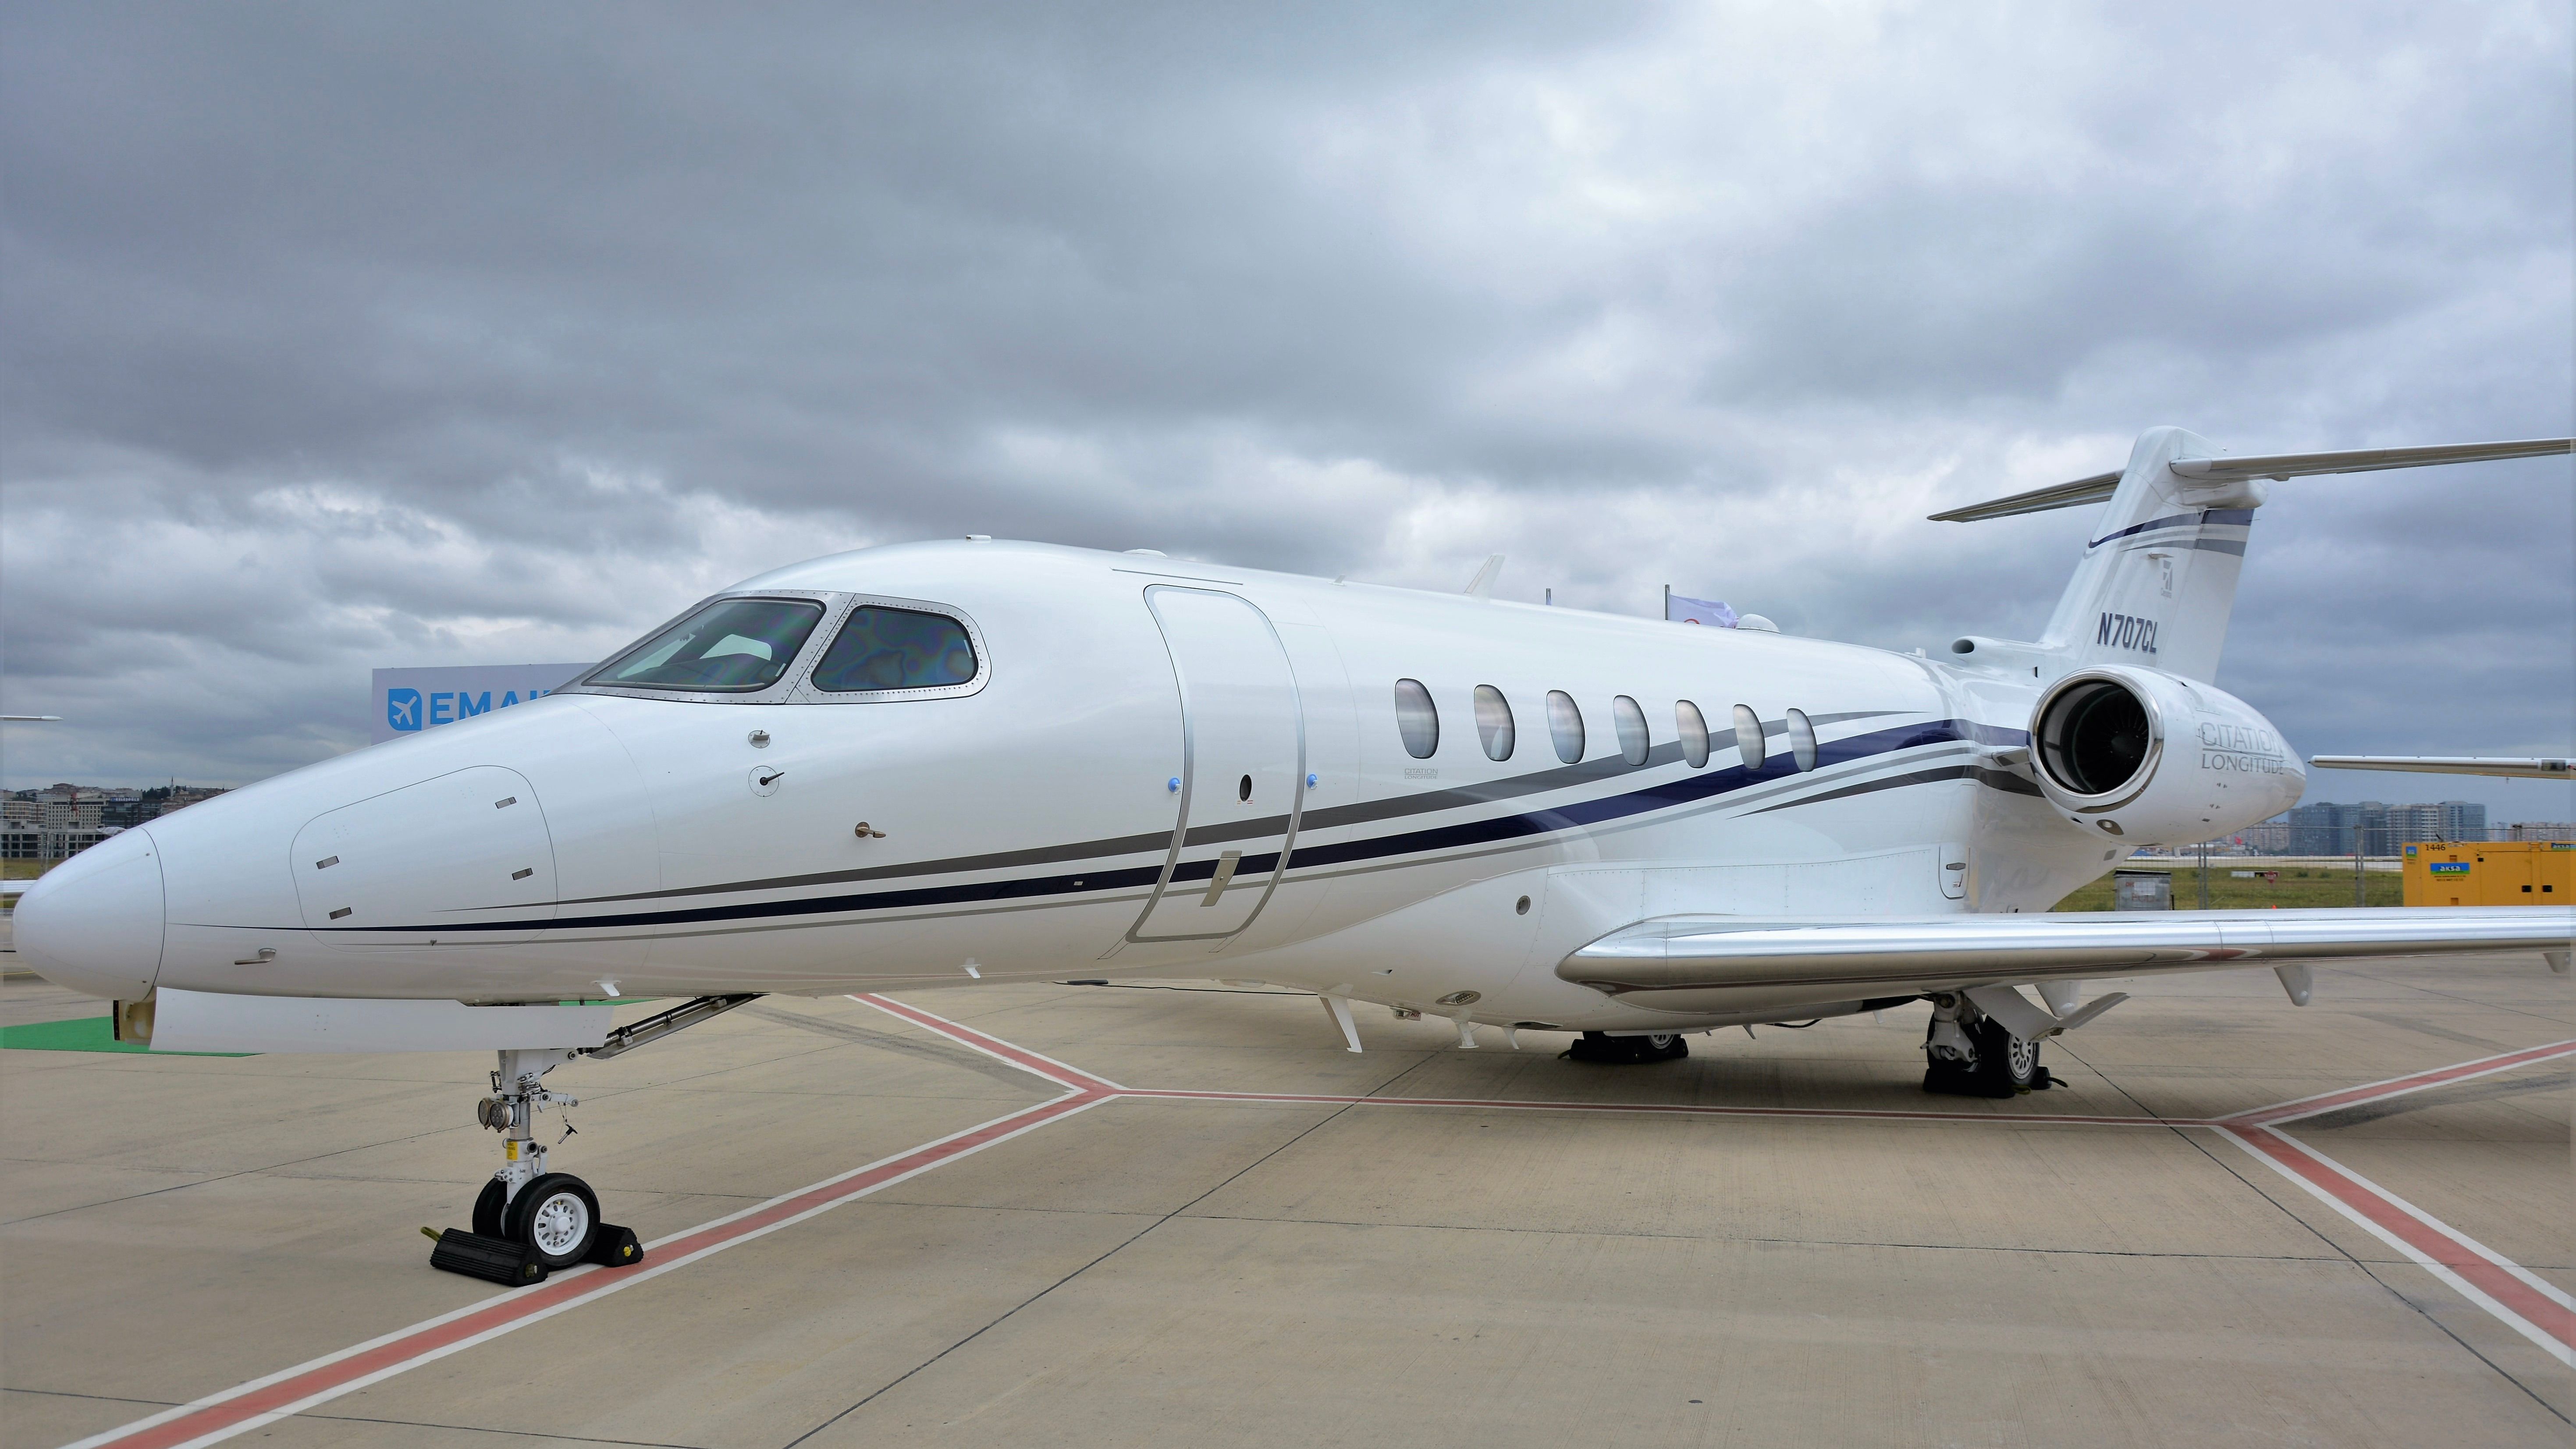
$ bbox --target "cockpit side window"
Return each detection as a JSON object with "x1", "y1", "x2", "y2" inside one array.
[
  {"x1": 586, "y1": 598, "x2": 824, "y2": 692},
  {"x1": 811, "y1": 606, "x2": 978, "y2": 693}
]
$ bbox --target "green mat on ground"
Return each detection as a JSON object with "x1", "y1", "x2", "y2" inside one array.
[{"x1": 0, "y1": 1016, "x2": 251, "y2": 1056}]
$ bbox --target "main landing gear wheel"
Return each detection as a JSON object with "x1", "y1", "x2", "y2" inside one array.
[
  {"x1": 1563, "y1": 1031, "x2": 1689, "y2": 1064},
  {"x1": 1973, "y1": 1017, "x2": 2041, "y2": 1094},
  {"x1": 1924, "y1": 1013, "x2": 2041, "y2": 1098},
  {"x1": 505, "y1": 1172, "x2": 600, "y2": 1268}
]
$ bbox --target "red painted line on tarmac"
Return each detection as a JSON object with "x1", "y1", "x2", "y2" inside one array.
[
  {"x1": 2223, "y1": 1123, "x2": 2576, "y2": 1361},
  {"x1": 65, "y1": 1088, "x2": 1110, "y2": 1449},
  {"x1": 2219, "y1": 1039, "x2": 2576, "y2": 1127},
  {"x1": 851, "y1": 992, "x2": 1126, "y2": 1091},
  {"x1": 1118, "y1": 1087, "x2": 2188, "y2": 1126}
]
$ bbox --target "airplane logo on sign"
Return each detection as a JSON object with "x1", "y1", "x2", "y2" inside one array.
[{"x1": 386, "y1": 689, "x2": 423, "y2": 732}]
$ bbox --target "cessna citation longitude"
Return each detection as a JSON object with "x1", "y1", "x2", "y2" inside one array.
[{"x1": 18, "y1": 426, "x2": 2576, "y2": 1282}]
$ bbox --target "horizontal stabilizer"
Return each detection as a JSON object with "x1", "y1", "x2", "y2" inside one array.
[
  {"x1": 1560, "y1": 909, "x2": 2576, "y2": 998},
  {"x1": 2310, "y1": 755, "x2": 2571, "y2": 779},
  {"x1": 1931, "y1": 437, "x2": 2571, "y2": 522},
  {"x1": 1926, "y1": 471, "x2": 2122, "y2": 523},
  {"x1": 2170, "y1": 437, "x2": 2572, "y2": 482}
]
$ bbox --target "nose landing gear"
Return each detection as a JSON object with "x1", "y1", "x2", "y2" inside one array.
[
  {"x1": 426, "y1": 995, "x2": 759, "y2": 1285},
  {"x1": 430, "y1": 1047, "x2": 642, "y2": 1286}
]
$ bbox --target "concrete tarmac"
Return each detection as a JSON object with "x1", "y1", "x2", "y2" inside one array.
[{"x1": 2, "y1": 952, "x2": 2568, "y2": 1448}]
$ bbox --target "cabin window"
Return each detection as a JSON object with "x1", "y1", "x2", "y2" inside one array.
[
  {"x1": 810, "y1": 606, "x2": 978, "y2": 692},
  {"x1": 1733, "y1": 704, "x2": 1766, "y2": 770},
  {"x1": 1786, "y1": 707, "x2": 1819, "y2": 772},
  {"x1": 1474, "y1": 685, "x2": 1516, "y2": 761},
  {"x1": 1546, "y1": 690, "x2": 1585, "y2": 764},
  {"x1": 586, "y1": 597, "x2": 825, "y2": 693},
  {"x1": 1612, "y1": 695, "x2": 1650, "y2": 766},
  {"x1": 1676, "y1": 700, "x2": 1710, "y2": 768},
  {"x1": 1394, "y1": 679, "x2": 1439, "y2": 759}
]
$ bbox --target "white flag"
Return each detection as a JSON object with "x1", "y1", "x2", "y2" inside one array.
[{"x1": 1666, "y1": 593, "x2": 1738, "y2": 628}]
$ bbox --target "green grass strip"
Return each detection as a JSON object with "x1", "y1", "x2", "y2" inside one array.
[{"x1": 0, "y1": 1016, "x2": 252, "y2": 1056}]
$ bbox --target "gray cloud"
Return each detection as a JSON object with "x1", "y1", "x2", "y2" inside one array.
[{"x1": 3, "y1": 0, "x2": 2569, "y2": 820}]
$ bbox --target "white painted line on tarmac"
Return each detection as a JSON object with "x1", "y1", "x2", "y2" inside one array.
[
  {"x1": 2201, "y1": 1040, "x2": 2576, "y2": 1365},
  {"x1": 2225, "y1": 1039, "x2": 2576, "y2": 1127}
]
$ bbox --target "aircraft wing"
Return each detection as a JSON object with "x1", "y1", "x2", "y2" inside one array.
[
  {"x1": 2309, "y1": 754, "x2": 2571, "y2": 779},
  {"x1": 1560, "y1": 908, "x2": 2575, "y2": 1002}
]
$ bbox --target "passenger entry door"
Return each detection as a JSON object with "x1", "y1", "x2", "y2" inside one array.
[{"x1": 1127, "y1": 587, "x2": 1305, "y2": 944}]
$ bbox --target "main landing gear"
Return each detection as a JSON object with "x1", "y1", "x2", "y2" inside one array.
[
  {"x1": 426, "y1": 994, "x2": 758, "y2": 1287},
  {"x1": 1562, "y1": 1030, "x2": 1689, "y2": 1064},
  {"x1": 1921, "y1": 993, "x2": 2051, "y2": 1098}
]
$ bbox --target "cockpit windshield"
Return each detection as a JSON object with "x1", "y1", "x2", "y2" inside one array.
[{"x1": 584, "y1": 597, "x2": 825, "y2": 693}]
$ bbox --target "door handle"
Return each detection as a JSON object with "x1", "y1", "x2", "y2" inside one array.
[{"x1": 1199, "y1": 851, "x2": 1243, "y2": 906}]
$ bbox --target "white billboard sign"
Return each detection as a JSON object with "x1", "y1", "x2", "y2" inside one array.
[{"x1": 370, "y1": 664, "x2": 595, "y2": 745}]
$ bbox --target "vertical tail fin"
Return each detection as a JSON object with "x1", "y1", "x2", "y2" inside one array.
[
  {"x1": 2035, "y1": 426, "x2": 2262, "y2": 682},
  {"x1": 1932, "y1": 428, "x2": 2569, "y2": 683}
]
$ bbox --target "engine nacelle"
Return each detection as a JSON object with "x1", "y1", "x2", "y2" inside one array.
[{"x1": 2029, "y1": 667, "x2": 2303, "y2": 846}]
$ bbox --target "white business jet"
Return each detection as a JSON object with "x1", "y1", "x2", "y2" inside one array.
[{"x1": 17, "y1": 426, "x2": 2575, "y2": 1280}]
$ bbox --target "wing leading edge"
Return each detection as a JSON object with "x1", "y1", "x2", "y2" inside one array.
[{"x1": 1560, "y1": 908, "x2": 2575, "y2": 1001}]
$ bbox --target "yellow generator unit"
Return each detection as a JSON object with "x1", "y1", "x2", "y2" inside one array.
[{"x1": 2402, "y1": 840, "x2": 2573, "y2": 906}]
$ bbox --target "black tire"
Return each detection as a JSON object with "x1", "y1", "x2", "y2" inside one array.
[
  {"x1": 472, "y1": 1178, "x2": 506, "y2": 1239},
  {"x1": 1968, "y1": 1018, "x2": 2037, "y2": 1096},
  {"x1": 503, "y1": 1172, "x2": 600, "y2": 1268},
  {"x1": 1564, "y1": 1031, "x2": 1686, "y2": 1064}
]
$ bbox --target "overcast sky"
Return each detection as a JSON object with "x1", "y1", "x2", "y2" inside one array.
[{"x1": 4, "y1": 2, "x2": 2570, "y2": 819}]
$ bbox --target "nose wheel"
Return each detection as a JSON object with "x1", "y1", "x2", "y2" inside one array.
[{"x1": 508, "y1": 1173, "x2": 601, "y2": 1268}]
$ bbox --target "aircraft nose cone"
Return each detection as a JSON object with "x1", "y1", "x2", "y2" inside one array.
[{"x1": 14, "y1": 827, "x2": 165, "y2": 1000}]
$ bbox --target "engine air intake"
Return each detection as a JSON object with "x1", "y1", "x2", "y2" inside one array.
[{"x1": 2036, "y1": 677, "x2": 2152, "y2": 797}]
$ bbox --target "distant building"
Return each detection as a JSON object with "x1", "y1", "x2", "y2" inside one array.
[
  {"x1": 2503, "y1": 821, "x2": 2576, "y2": 842},
  {"x1": 3, "y1": 783, "x2": 227, "y2": 864},
  {"x1": 37, "y1": 784, "x2": 103, "y2": 831},
  {"x1": 140, "y1": 785, "x2": 228, "y2": 819},
  {"x1": 2234, "y1": 814, "x2": 2295, "y2": 854},
  {"x1": 2288, "y1": 799, "x2": 2488, "y2": 854},
  {"x1": 2383, "y1": 800, "x2": 2486, "y2": 846}
]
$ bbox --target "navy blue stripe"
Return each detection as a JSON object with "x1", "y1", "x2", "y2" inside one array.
[
  {"x1": 335, "y1": 718, "x2": 2025, "y2": 936},
  {"x1": 2088, "y1": 508, "x2": 2258, "y2": 550}
]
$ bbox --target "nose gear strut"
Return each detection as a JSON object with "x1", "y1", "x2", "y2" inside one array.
[{"x1": 428, "y1": 994, "x2": 760, "y2": 1286}]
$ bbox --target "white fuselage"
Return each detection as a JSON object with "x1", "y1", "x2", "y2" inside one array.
[{"x1": 31, "y1": 540, "x2": 2304, "y2": 1033}]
